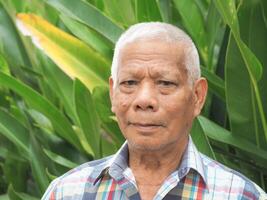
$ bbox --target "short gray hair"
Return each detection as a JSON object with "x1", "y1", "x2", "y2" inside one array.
[{"x1": 111, "y1": 22, "x2": 200, "y2": 87}]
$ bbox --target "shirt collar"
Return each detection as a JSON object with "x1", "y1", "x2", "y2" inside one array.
[
  {"x1": 178, "y1": 136, "x2": 207, "y2": 184},
  {"x1": 94, "y1": 136, "x2": 207, "y2": 185}
]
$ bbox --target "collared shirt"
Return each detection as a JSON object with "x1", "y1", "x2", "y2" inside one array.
[{"x1": 42, "y1": 137, "x2": 267, "y2": 200}]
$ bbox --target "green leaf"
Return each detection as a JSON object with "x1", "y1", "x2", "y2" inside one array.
[
  {"x1": 74, "y1": 79, "x2": 101, "y2": 158},
  {"x1": 27, "y1": 109, "x2": 54, "y2": 134},
  {"x1": 205, "y1": 0, "x2": 223, "y2": 68},
  {"x1": 92, "y1": 86, "x2": 125, "y2": 146},
  {"x1": 3, "y1": 155, "x2": 28, "y2": 192},
  {"x1": 173, "y1": 0, "x2": 208, "y2": 64},
  {"x1": 46, "y1": 0, "x2": 124, "y2": 43},
  {"x1": 216, "y1": 0, "x2": 267, "y2": 141},
  {"x1": 135, "y1": 0, "x2": 162, "y2": 22},
  {"x1": 214, "y1": 0, "x2": 239, "y2": 35},
  {"x1": 43, "y1": 148, "x2": 78, "y2": 169},
  {"x1": 191, "y1": 117, "x2": 216, "y2": 159},
  {"x1": 37, "y1": 52, "x2": 76, "y2": 123},
  {"x1": 72, "y1": 125, "x2": 95, "y2": 157},
  {"x1": 225, "y1": 1, "x2": 267, "y2": 147},
  {"x1": 198, "y1": 116, "x2": 267, "y2": 167},
  {"x1": 239, "y1": 41, "x2": 263, "y2": 82},
  {"x1": 157, "y1": 0, "x2": 172, "y2": 23},
  {"x1": 0, "y1": 194, "x2": 9, "y2": 200},
  {"x1": 214, "y1": 0, "x2": 263, "y2": 81},
  {"x1": 225, "y1": 37, "x2": 262, "y2": 142},
  {"x1": 60, "y1": 14, "x2": 113, "y2": 60},
  {"x1": 100, "y1": 136, "x2": 117, "y2": 157},
  {"x1": 45, "y1": 168, "x2": 57, "y2": 182},
  {"x1": 0, "y1": 3, "x2": 32, "y2": 70},
  {"x1": 29, "y1": 134, "x2": 50, "y2": 195},
  {"x1": 0, "y1": 72, "x2": 82, "y2": 151},
  {"x1": 7, "y1": 185, "x2": 39, "y2": 200},
  {"x1": 0, "y1": 109, "x2": 29, "y2": 156},
  {"x1": 0, "y1": 53, "x2": 10, "y2": 75},
  {"x1": 201, "y1": 66, "x2": 225, "y2": 101},
  {"x1": 0, "y1": 146, "x2": 7, "y2": 159},
  {"x1": 16, "y1": 13, "x2": 110, "y2": 90},
  {"x1": 103, "y1": 0, "x2": 136, "y2": 27}
]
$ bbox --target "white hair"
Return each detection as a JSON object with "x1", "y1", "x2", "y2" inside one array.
[{"x1": 111, "y1": 22, "x2": 200, "y2": 87}]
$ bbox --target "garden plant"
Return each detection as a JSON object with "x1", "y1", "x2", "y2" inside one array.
[{"x1": 0, "y1": 0, "x2": 266, "y2": 199}]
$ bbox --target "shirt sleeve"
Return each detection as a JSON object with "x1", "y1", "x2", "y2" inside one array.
[
  {"x1": 41, "y1": 178, "x2": 60, "y2": 200},
  {"x1": 253, "y1": 182, "x2": 267, "y2": 200}
]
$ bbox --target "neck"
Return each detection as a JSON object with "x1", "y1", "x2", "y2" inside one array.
[{"x1": 128, "y1": 136, "x2": 189, "y2": 185}]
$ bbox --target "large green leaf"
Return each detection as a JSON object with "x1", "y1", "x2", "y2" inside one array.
[
  {"x1": 46, "y1": 0, "x2": 124, "y2": 43},
  {"x1": 214, "y1": 0, "x2": 263, "y2": 81},
  {"x1": 0, "y1": 72, "x2": 82, "y2": 151},
  {"x1": 191, "y1": 117, "x2": 216, "y2": 159},
  {"x1": 215, "y1": 0, "x2": 267, "y2": 142},
  {"x1": 238, "y1": 0, "x2": 267, "y2": 148},
  {"x1": 16, "y1": 13, "x2": 110, "y2": 90},
  {"x1": 225, "y1": 35, "x2": 256, "y2": 142},
  {"x1": 225, "y1": 0, "x2": 267, "y2": 147},
  {"x1": 74, "y1": 79, "x2": 101, "y2": 158},
  {"x1": 198, "y1": 116, "x2": 267, "y2": 168}
]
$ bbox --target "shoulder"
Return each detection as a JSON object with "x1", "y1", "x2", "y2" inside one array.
[
  {"x1": 41, "y1": 155, "x2": 114, "y2": 200},
  {"x1": 200, "y1": 153, "x2": 267, "y2": 199}
]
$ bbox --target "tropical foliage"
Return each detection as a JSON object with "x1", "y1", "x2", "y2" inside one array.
[{"x1": 0, "y1": 0, "x2": 266, "y2": 199}]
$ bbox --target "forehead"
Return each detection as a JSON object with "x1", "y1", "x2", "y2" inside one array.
[{"x1": 118, "y1": 39, "x2": 188, "y2": 78}]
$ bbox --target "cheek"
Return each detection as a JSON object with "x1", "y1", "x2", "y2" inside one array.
[
  {"x1": 112, "y1": 93, "x2": 132, "y2": 113},
  {"x1": 161, "y1": 93, "x2": 194, "y2": 119}
]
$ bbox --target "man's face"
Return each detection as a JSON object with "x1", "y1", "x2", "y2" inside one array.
[{"x1": 110, "y1": 39, "x2": 206, "y2": 151}]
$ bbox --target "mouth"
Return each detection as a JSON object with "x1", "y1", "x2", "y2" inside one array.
[{"x1": 128, "y1": 122, "x2": 165, "y2": 132}]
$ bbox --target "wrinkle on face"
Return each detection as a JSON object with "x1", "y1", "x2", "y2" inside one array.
[{"x1": 110, "y1": 39, "x2": 197, "y2": 153}]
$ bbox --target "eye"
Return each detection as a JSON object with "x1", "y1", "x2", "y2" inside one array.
[
  {"x1": 120, "y1": 80, "x2": 138, "y2": 86},
  {"x1": 157, "y1": 80, "x2": 177, "y2": 87}
]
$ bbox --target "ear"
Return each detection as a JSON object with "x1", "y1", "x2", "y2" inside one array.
[
  {"x1": 109, "y1": 77, "x2": 116, "y2": 113},
  {"x1": 193, "y1": 78, "x2": 208, "y2": 117}
]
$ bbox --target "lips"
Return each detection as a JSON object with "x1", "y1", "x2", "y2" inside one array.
[
  {"x1": 131, "y1": 123, "x2": 161, "y2": 127},
  {"x1": 128, "y1": 122, "x2": 164, "y2": 132}
]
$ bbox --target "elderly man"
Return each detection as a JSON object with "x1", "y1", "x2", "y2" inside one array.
[{"x1": 42, "y1": 22, "x2": 266, "y2": 200}]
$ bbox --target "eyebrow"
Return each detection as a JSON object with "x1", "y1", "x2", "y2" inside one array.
[{"x1": 118, "y1": 67, "x2": 181, "y2": 81}]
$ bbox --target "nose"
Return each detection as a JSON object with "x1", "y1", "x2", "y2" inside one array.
[{"x1": 133, "y1": 82, "x2": 159, "y2": 112}]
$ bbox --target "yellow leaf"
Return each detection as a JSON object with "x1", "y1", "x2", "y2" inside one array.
[{"x1": 16, "y1": 13, "x2": 110, "y2": 90}]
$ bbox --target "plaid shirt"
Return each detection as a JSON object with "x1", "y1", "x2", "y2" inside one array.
[{"x1": 42, "y1": 137, "x2": 267, "y2": 200}]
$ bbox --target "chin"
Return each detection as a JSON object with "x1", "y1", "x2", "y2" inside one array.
[{"x1": 127, "y1": 138, "x2": 171, "y2": 152}]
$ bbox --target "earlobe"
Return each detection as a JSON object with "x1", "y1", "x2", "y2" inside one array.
[{"x1": 193, "y1": 78, "x2": 208, "y2": 116}]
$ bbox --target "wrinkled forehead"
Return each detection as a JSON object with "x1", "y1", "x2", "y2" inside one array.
[{"x1": 117, "y1": 39, "x2": 189, "y2": 77}]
